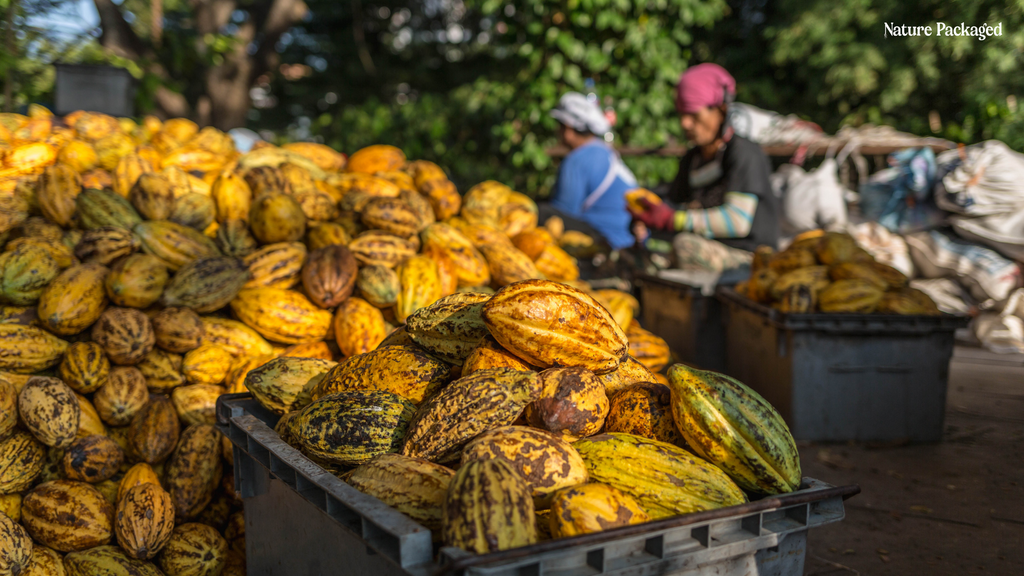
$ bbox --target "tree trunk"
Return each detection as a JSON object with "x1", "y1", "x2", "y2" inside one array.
[{"x1": 3, "y1": 0, "x2": 16, "y2": 113}]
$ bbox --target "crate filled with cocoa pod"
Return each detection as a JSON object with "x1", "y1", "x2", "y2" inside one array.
[
  {"x1": 720, "y1": 230, "x2": 968, "y2": 442},
  {"x1": 0, "y1": 107, "x2": 705, "y2": 574}
]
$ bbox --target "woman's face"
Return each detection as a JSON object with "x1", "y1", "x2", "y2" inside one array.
[{"x1": 680, "y1": 106, "x2": 724, "y2": 147}]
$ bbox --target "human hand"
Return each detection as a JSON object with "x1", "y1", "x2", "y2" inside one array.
[{"x1": 632, "y1": 198, "x2": 676, "y2": 231}]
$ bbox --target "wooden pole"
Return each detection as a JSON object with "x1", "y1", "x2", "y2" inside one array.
[{"x1": 3, "y1": 0, "x2": 16, "y2": 113}]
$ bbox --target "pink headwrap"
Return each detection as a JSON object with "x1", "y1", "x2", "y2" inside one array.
[{"x1": 675, "y1": 63, "x2": 736, "y2": 114}]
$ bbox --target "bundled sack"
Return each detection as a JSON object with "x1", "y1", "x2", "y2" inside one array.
[
  {"x1": 974, "y1": 289, "x2": 1024, "y2": 355},
  {"x1": 770, "y1": 160, "x2": 848, "y2": 238},
  {"x1": 951, "y1": 210, "x2": 1024, "y2": 262},
  {"x1": 905, "y1": 230, "x2": 1020, "y2": 302},
  {"x1": 935, "y1": 141, "x2": 1024, "y2": 217},
  {"x1": 859, "y1": 147, "x2": 946, "y2": 233},
  {"x1": 848, "y1": 222, "x2": 914, "y2": 276},
  {"x1": 909, "y1": 278, "x2": 976, "y2": 316}
]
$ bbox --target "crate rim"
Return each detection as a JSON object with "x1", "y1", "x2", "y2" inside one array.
[
  {"x1": 716, "y1": 285, "x2": 970, "y2": 332},
  {"x1": 218, "y1": 393, "x2": 860, "y2": 575}
]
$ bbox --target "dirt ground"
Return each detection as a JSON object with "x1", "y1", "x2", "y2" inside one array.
[{"x1": 803, "y1": 348, "x2": 1024, "y2": 576}]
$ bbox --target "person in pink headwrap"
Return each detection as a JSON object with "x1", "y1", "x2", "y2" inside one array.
[{"x1": 631, "y1": 64, "x2": 778, "y2": 271}]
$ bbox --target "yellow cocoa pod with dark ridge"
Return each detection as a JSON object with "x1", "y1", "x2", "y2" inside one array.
[
  {"x1": 58, "y1": 139, "x2": 99, "y2": 172},
  {"x1": 461, "y1": 426, "x2": 588, "y2": 508},
  {"x1": 595, "y1": 354, "x2": 657, "y2": 397},
  {"x1": 828, "y1": 261, "x2": 888, "y2": 290},
  {"x1": 0, "y1": 431, "x2": 46, "y2": 494},
  {"x1": 21, "y1": 479, "x2": 114, "y2": 552},
  {"x1": 243, "y1": 165, "x2": 290, "y2": 198},
  {"x1": 94, "y1": 366, "x2": 149, "y2": 427},
  {"x1": 605, "y1": 382, "x2": 684, "y2": 446},
  {"x1": 0, "y1": 380, "x2": 15, "y2": 441},
  {"x1": 356, "y1": 265, "x2": 400, "y2": 308},
  {"x1": 136, "y1": 349, "x2": 186, "y2": 394},
  {"x1": 91, "y1": 307, "x2": 155, "y2": 366},
  {"x1": 573, "y1": 433, "x2": 746, "y2": 519},
  {"x1": 348, "y1": 231, "x2": 417, "y2": 268},
  {"x1": 115, "y1": 482, "x2": 175, "y2": 560},
  {"x1": 345, "y1": 453, "x2": 454, "y2": 532},
  {"x1": 405, "y1": 292, "x2": 490, "y2": 364},
  {"x1": 157, "y1": 523, "x2": 228, "y2": 576},
  {"x1": 127, "y1": 396, "x2": 180, "y2": 464},
  {"x1": 625, "y1": 323, "x2": 671, "y2": 373},
  {"x1": 592, "y1": 289, "x2": 639, "y2": 331},
  {"x1": 152, "y1": 307, "x2": 204, "y2": 354},
  {"x1": 815, "y1": 231, "x2": 859, "y2": 265},
  {"x1": 18, "y1": 377, "x2": 81, "y2": 449},
  {"x1": 483, "y1": 279, "x2": 628, "y2": 374},
  {"x1": 401, "y1": 367, "x2": 541, "y2": 464},
  {"x1": 525, "y1": 366, "x2": 609, "y2": 441},
  {"x1": 421, "y1": 179, "x2": 461, "y2": 220},
  {"x1": 311, "y1": 345, "x2": 449, "y2": 404},
  {"x1": 170, "y1": 193, "x2": 216, "y2": 232},
  {"x1": 164, "y1": 424, "x2": 223, "y2": 520},
  {"x1": 200, "y1": 316, "x2": 273, "y2": 357},
  {"x1": 533, "y1": 244, "x2": 579, "y2": 282},
  {"x1": 162, "y1": 256, "x2": 250, "y2": 313},
  {"x1": 306, "y1": 221, "x2": 350, "y2": 250},
  {"x1": 58, "y1": 342, "x2": 110, "y2": 395},
  {"x1": 441, "y1": 458, "x2": 536, "y2": 554},
  {"x1": 282, "y1": 142, "x2": 346, "y2": 172},
  {"x1": 37, "y1": 263, "x2": 109, "y2": 336},
  {"x1": 745, "y1": 267, "x2": 778, "y2": 303},
  {"x1": 75, "y1": 393, "x2": 106, "y2": 438},
  {"x1": 768, "y1": 246, "x2": 817, "y2": 275},
  {"x1": 215, "y1": 218, "x2": 258, "y2": 258},
  {"x1": 112, "y1": 153, "x2": 155, "y2": 198},
  {"x1": 0, "y1": 509, "x2": 33, "y2": 575},
  {"x1": 241, "y1": 242, "x2": 307, "y2": 290},
  {"x1": 245, "y1": 356, "x2": 336, "y2": 415},
  {"x1": 229, "y1": 288, "x2": 333, "y2": 345},
  {"x1": 293, "y1": 390, "x2": 416, "y2": 466},
  {"x1": 249, "y1": 193, "x2": 307, "y2": 244},
  {"x1": 129, "y1": 173, "x2": 175, "y2": 221},
  {"x1": 117, "y1": 463, "x2": 162, "y2": 504},
  {"x1": 74, "y1": 226, "x2": 140, "y2": 266},
  {"x1": 0, "y1": 324, "x2": 68, "y2": 374},
  {"x1": 134, "y1": 220, "x2": 222, "y2": 272},
  {"x1": 868, "y1": 261, "x2": 909, "y2": 288},
  {"x1": 818, "y1": 279, "x2": 884, "y2": 313},
  {"x1": 751, "y1": 245, "x2": 774, "y2": 272},
  {"x1": 667, "y1": 364, "x2": 801, "y2": 494},
  {"x1": 37, "y1": 163, "x2": 82, "y2": 227},
  {"x1": 778, "y1": 284, "x2": 816, "y2": 314},
  {"x1": 877, "y1": 287, "x2": 941, "y2": 315},
  {"x1": 770, "y1": 265, "x2": 830, "y2": 301},
  {"x1": 75, "y1": 188, "x2": 143, "y2": 231},
  {"x1": 105, "y1": 254, "x2": 169, "y2": 310},
  {"x1": 420, "y1": 222, "x2": 490, "y2": 287},
  {"x1": 0, "y1": 243, "x2": 60, "y2": 306},
  {"x1": 346, "y1": 144, "x2": 406, "y2": 174},
  {"x1": 360, "y1": 197, "x2": 423, "y2": 238},
  {"x1": 549, "y1": 483, "x2": 649, "y2": 538},
  {"x1": 479, "y1": 242, "x2": 541, "y2": 288},
  {"x1": 61, "y1": 435, "x2": 124, "y2": 483},
  {"x1": 462, "y1": 335, "x2": 535, "y2": 376}
]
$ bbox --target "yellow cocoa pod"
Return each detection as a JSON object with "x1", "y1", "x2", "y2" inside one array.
[
  {"x1": 230, "y1": 288, "x2": 333, "y2": 345},
  {"x1": 58, "y1": 140, "x2": 99, "y2": 172},
  {"x1": 181, "y1": 344, "x2": 234, "y2": 386},
  {"x1": 479, "y1": 243, "x2": 540, "y2": 288},
  {"x1": 94, "y1": 367, "x2": 149, "y2": 427},
  {"x1": 462, "y1": 336, "x2": 534, "y2": 376},
  {"x1": 59, "y1": 341, "x2": 110, "y2": 394},
  {"x1": 74, "y1": 393, "x2": 107, "y2": 438},
  {"x1": 395, "y1": 255, "x2": 442, "y2": 323},
  {"x1": 306, "y1": 222, "x2": 350, "y2": 250},
  {"x1": 346, "y1": 144, "x2": 405, "y2": 174},
  {"x1": 0, "y1": 243, "x2": 61, "y2": 306},
  {"x1": 441, "y1": 458, "x2": 536, "y2": 553},
  {"x1": 361, "y1": 197, "x2": 423, "y2": 238},
  {"x1": 421, "y1": 179, "x2": 461, "y2": 220},
  {"x1": 818, "y1": 279, "x2": 884, "y2": 313},
  {"x1": 242, "y1": 242, "x2": 306, "y2": 290},
  {"x1": 0, "y1": 325, "x2": 69, "y2": 374},
  {"x1": 36, "y1": 163, "x2": 82, "y2": 227},
  {"x1": 37, "y1": 263, "x2": 109, "y2": 336},
  {"x1": 333, "y1": 298, "x2": 387, "y2": 357},
  {"x1": 136, "y1": 349, "x2": 185, "y2": 394},
  {"x1": 525, "y1": 367, "x2": 609, "y2": 441},
  {"x1": 625, "y1": 323, "x2": 671, "y2": 373},
  {"x1": 21, "y1": 479, "x2": 115, "y2": 552},
  {"x1": 105, "y1": 254, "x2": 169, "y2": 309},
  {"x1": 152, "y1": 307, "x2": 204, "y2": 354},
  {"x1": 549, "y1": 483, "x2": 649, "y2": 538},
  {"x1": 770, "y1": 265, "x2": 830, "y2": 301},
  {"x1": 282, "y1": 142, "x2": 346, "y2": 172},
  {"x1": 877, "y1": 287, "x2": 940, "y2": 315},
  {"x1": 768, "y1": 247, "x2": 817, "y2": 274},
  {"x1": 483, "y1": 279, "x2": 628, "y2": 374},
  {"x1": 112, "y1": 154, "x2": 154, "y2": 198},
  {"x1": 134, "y1": 220, "x2": 222, "y2": 272},
  {"x1": 200, "y1": 316, "x2": 274, "y2": 357},
  {"x1": 829, "y1": 261, "x2": 888, "y2": 290},
  {"x1": 348, "y1": 231, "x2": 417, "y2": 268},
  {"x1": 211, "y1": 172, "x2": 252, "y2": 223},
  {"x1": 90, "y1": 307, "x2": 156, "y2": 366},
  {"x1": 420, "y1": 223, "x2": 490, "y2": 287},
  {"x1": 816, "y1": 232, "x2": 860, "y2": 265},
  {"x1": 171, "y1": 384, "x2": 224, "y2": 426},
  {"x1": 114, "y1": 482, "x2": 175, "y2": 560},
  {"x1": 249, "y1": 193, "x2": 306, "y2": 244},
  {"x1": 129, "y1": 173, "x2": 175, "y2": 221}
]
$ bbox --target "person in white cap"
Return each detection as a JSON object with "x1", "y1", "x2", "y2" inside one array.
[{"x1": 543, "y1": 92, "x2": 638, "y2": 250}]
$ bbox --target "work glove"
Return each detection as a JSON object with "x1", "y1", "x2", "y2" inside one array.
[{"x1": 632, "y1": 198, "x2": 678, "y2": 231}]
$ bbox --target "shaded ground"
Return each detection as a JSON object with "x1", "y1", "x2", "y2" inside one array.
[{"x1": 804, "y1": 348, "x2": 1024, "y2": 576}]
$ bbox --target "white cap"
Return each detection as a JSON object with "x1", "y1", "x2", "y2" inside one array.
[{"x1": 550, "y1": 92, "x2": 611, "y2": 136}]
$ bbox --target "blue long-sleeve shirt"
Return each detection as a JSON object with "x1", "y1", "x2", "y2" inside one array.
[{"x1": 551, "y1": 140, "x2": 636, "y2": 250}]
